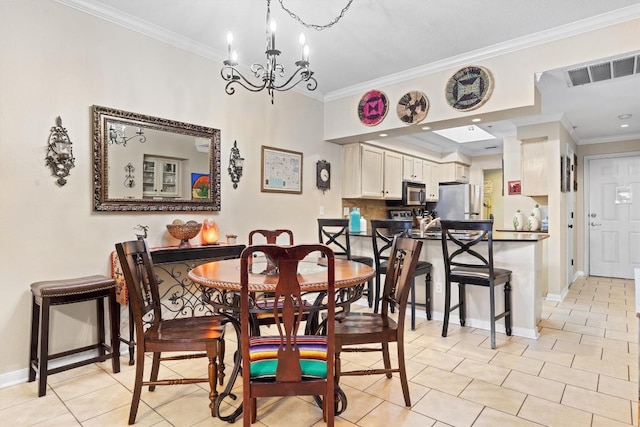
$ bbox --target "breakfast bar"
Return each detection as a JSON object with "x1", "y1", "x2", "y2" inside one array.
[{"x1": 351, "y1": 230, "x2": 549, "y2": 339}]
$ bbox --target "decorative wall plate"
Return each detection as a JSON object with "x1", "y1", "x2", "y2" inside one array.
[
  {"x1": 445, "y1": 66, "x2": 494, "y2": 111},
  {"x1": 396, "y1": 91, "x2": 429, "y2": 124},
  {"x1": 357, "y1": 90, "x2": 389, "y2": 126}
]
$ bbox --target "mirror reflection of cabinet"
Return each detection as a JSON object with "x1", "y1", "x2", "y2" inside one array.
[{"x1": 143, "y1": 156, "x2": 181, "y2": 198}]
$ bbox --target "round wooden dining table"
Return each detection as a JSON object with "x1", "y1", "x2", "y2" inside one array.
[
  {"x1": 188, "y1": 256, "x2": 375, "y2": 421},
  {"x1": 189, "y1": 256, "x2": 375, "y2": 292}
]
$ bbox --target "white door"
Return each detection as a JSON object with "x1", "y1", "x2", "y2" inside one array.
[{"x1": 588, "y1": 156, "x2": 640, "y2": 279}]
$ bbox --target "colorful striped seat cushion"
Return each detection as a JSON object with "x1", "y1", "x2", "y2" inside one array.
[{"x1": 248, "y1": 335, "x2": 328, "y2": 380}]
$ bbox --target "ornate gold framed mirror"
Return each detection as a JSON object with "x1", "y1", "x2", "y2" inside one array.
[{"x1": 92, "y1": 105, "x2": 221, "y2": 211}]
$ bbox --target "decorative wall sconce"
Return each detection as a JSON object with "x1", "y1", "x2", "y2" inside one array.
[
  {"x1": 108, "y1": 123, "x2": 146, "y2": 146},
  {"x1": 124, "y1": 163, "x2": 135, "y2": 188},
  {"x1": 228, "y1": 140, "x2": 244, "y2": 189},
  {"x1": 45, "y1": 116, "x2": 75, "y2": 186}
]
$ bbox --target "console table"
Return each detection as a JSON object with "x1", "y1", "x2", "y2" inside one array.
[{"x1": 111, "y1": 243, "x2": 246, "y2": 364}]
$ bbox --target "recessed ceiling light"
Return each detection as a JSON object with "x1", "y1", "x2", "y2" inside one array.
[
  {"x1": 471, "y1": 118, "x2": 482, "y2": 123},
  {"x1": 433, "y1": 124, "x2": 496, "y2": 143},
  {"x1": 421, "y1": 126, "x2": 431, "y2": 130},
  {"x1": 379, "y1": 133, "x2": 388, "y2": 137},
  {"x1": 618, "y1": 114, "x2": 632, "y2": 120},
  {"x1": 620, "y1": 124, "x2": 629, "y2": 128}
]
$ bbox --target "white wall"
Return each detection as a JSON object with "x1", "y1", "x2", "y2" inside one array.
[{"x1": 0, "y1": 1, "x2": 343, "y2": 381}]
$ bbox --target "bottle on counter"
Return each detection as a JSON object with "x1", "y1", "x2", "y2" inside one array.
[
  {"x1": 541, "y1": 217, "x2": 549, "y2": 232},
  {"x1": 349, "y1": 207, "x2": 361, "y2": 233},
  {"x1": 360, "y1": 216, "x2": 367, "y2": 234}
]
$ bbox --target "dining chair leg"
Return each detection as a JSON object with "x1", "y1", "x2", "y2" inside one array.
[
  {"x1": 505, "y1": 281, "x2": 512, "y2": 336},
  {"x1": 382, "y1": 341, "x2": 392, "y2": 378},
  {"x1": 442, "y1": 280, "x2": 452, "y2": 337},
  {"x1": 207, "y1": 343, "x2": 218, "y2": 417},
  {"x1": 397, "y1": 336, "x2": 410, "y2": 407},
  {"x1": 129, "y1": 347, "x2": 145, "y2": 424},
  {"x1": 149, "y1": 353, "x2": 161, "y2": 391}
]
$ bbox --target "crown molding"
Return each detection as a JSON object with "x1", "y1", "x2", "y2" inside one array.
[
  {"x1": 324, "y1": 4, "x2": 640, "y2": 102},
  {"x1": 52, "y1": 0, "x2": 325, "y2": 103}
]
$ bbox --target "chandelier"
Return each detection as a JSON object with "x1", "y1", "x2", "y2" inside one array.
[{"x1": 221, "y1": 0, "x2": 353, "y2": 104}]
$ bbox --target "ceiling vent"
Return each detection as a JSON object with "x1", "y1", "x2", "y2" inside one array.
[{"x1": 565, "y1": 54, "x2": 639, "y2": 87}]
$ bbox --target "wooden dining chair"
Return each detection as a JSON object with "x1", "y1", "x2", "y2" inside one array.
[
  {"x1": 115, "y1": 239, "x2": 230, "y2": 424},
  {"x1": 240, "y1": 244, "x2": 335, "y2": 427},
  {"x1": 317, "y1": 218, "x2": 375, "y2": 307},
  {"x1": 370, "y1": 219, "x2": 432, "y2": 329},
  {"x1": 333, "y1": 237, "x2": 422, "y2": 407},
  {"x1": 248, "y1": 229, "x2": 294, "y2": 245},
  {"x1": 440, "y1": 216, "x2": 512, "y2": 349}
]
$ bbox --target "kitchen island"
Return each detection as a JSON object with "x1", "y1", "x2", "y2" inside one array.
[{"x1": 350, "y1": 230, "x2": 549, "y2": 339}]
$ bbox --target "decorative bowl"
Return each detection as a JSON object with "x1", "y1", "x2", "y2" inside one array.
[{"x1": 166, "y1": 222, "x2": 202, "y2": 247}]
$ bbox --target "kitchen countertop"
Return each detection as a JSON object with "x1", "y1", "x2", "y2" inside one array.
[{"x1": 350, "y1": 230, "x2": 549, "y2": 242}]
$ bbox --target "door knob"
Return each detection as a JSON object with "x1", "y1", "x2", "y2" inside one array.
[
  {"x1": 568, "y1": 224, "x2": 573, "y2": 228},
  {"x1": 590, "y1": 213, "x2": 597, "y2": 218}
]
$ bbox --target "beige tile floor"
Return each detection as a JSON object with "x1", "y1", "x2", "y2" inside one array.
[{"x1": 2, "y1": 276, "x2": 637, "y2": 426}]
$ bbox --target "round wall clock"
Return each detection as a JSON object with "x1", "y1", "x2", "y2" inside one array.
[
  {"x1": 357, "y1": 90, "x2": 389, "y2": 126},
  {"x1": 445, "y1": 66, "x2": 494, "y2": 111},
  {"x1": 396, "y1": 91, "x2": 429, "y2": 124},
  {"x1": 316, "y1": 160, "x2": 330, "y2": 193}
]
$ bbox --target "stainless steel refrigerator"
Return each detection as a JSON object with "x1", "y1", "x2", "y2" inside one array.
[{"x1": 435, "y1": 184, "x2": 481, "y2": 220}]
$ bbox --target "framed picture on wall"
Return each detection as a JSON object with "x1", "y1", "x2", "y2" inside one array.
[
  {"x1": 261, "y1": 145, "x2": 303, "y2": 194},
  {"x1": 508, "y1": 180, "x2": 521, "y2": 195}
]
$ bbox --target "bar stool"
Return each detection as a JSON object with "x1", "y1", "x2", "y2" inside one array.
[{"x1": 28, "y1": 275, "x2": 121, "y2": 397}]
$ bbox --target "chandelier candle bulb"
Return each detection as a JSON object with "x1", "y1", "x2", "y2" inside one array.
[
  {"x1": 226, "y1": 31, "x2": 233, "y2": 60},
  {"x1": 303, "y1": 45, "x2": 309, "y2": 63},
  {"x1": 269, "y1": 20, "x2": 276, "y2": 50},
  {"x1": 299, "y1": 33, "x2": 305, "y2": 59}
]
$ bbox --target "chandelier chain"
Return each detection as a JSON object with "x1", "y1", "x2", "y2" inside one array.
[{"x1": 277, "y1": 0, "x2": 354, "y2": 31}]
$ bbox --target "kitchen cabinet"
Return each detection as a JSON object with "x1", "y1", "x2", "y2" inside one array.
[
  {"x1": 422, "y1": 160, "x2": 439, "y2": 201},
  {"x1": 402, "y1": 156, "x2": 423, "y2": 182},
  {"x1": 342, "y1": 143, "x2": 402, "y2": 199},
  {"x1": 143, "y1": 156, "x2": 181, "y2": 198},
  {"x1": 521, "y1": 138, "x2": 548, "y2": 195},
  {"x1": 439, "y1": 162, "x2": 469, "y2": 183},
  {"x1": 384, "y1": 151, "x2": 403, "y2": 199}
]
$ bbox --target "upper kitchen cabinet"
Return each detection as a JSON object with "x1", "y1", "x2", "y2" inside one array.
[
  {"x1": 342, "y1": 143, "x2": 402, "y2": 200},
  {"x1": 384, "y1": 151, "x2": 403, "y2": 199},
  {"x1": 402, "y1": 156, "x2": 424, "y2": 182},
  {"x1": 422, "y1": 160, "x2": 439, "y2": 201},
  {"x1": 439, "y1": 162, "x2": 469, "y2": 184},
  {"x1": 521, "y1": 137, "x2": 548, "y2": 196}
]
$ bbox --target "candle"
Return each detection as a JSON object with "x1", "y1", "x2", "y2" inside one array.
[
  {"x1": 226, "y1": 31, "x2": 233, "y2": 60},
  {"x1": 269, "y1": 20, "x2": 276, "y2": 50},
  {"x1": 303, "y1": 45, "x2": 310, "y2": 63},
  {"x1": 298, "y1": 33, "x2": 305, "y2": 60}
]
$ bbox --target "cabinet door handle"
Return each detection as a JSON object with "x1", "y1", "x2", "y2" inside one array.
[{"x1": 590, "y1": 222, "x2": 601, "y2": 226}]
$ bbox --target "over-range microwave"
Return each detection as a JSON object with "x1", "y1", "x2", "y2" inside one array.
[{"x1": 403, "y1": 181, "x2": 426, "y2": 206}]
